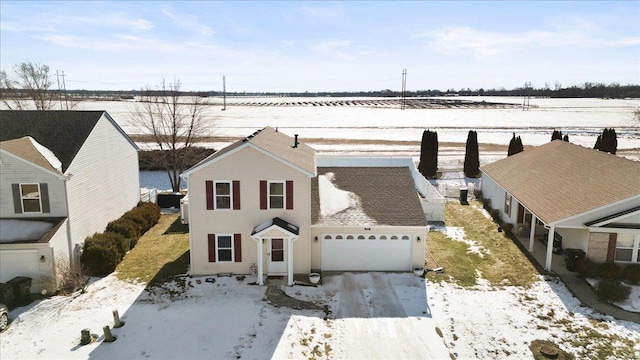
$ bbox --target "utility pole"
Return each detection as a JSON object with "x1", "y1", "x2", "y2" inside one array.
[
  {"x1": 522, "y1": 81, "x2": 531, "y2": 111},
  {"x1": 401, "y1": 69, "x2": 407, "y2": 110},
  {"x1": 56, "y1": 70, "x2": 69, "y2": 110},
  {"x1": 222, "y1": 75, "x2": 226, "y2": 111}
]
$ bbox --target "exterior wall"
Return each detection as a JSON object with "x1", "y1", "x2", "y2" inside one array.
[
  {"x1": 0, "y1": 153, "x2": 66, "y2": 218},
  {"x1": 587, "y1": 232, "x2": 610, "y2": 262},
  {"x1": 555, "y1": 227, "x2": 589, "y2": 251},
  {"x1": 310, "y1": 225, "x2": 426, "y2": 270},
  {"x1": 188, "y1": 146, "x2": 312, "y2": 276},
  {"x1": 65, "y1": 115, "x2": 140, "y2": 264},
  {"x1": 479, "y1": 172, "x2": 515, "y2": 224}
]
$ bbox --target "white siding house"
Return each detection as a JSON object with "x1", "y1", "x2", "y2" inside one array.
[{"x1": 0, "y1": 111, "x2": 139, "y2": 294}]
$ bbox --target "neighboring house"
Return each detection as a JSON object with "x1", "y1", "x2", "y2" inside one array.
[
  {"x1": 480, "y1": 140, "x2": 640, "y2": 270},
  {"x1": 0, "y1": 111, "x2": 140, "y2": 293},
  {"x1": 182, "y1": 127, "x2": 441, "y2": 285}
]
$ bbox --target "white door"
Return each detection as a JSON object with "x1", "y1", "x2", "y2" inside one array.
[
  {"x1": 0, "y1": 249, "x2": 42, "y2": 291},
  {"x1": 268, "y1": 238, "x2": 287, "y2": 275},
  {"x1": 321, "y1": 234, "x2": 412, "y2": 271}
]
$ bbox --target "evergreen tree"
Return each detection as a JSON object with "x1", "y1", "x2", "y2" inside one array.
[
  {"x1": 463, "y1": 130, "x2": 480, "y2": 178},
  {"x1": 563, "y1": 134, "x2": 569, "y2": 142},
  {"x1": 418, "y1": 130, "x2": 438, "y2": 178},
  {"x1": 594, "y1": 128, "x2": 617, "y2": 154},
  {"x1": 508, "y1": 133, "x2": 524, "y2": 156},
  {"x1": 551, "y1": 130, "x2": 563, "y2": 141}
]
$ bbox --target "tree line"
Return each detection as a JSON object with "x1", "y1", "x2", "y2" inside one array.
[{"x1": 417, "y1": 128, "x2": 619, "y2": 179}]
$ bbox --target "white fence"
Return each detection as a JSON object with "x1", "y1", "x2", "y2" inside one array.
[{"x1": 140, "y1": 188, "x2": 158, "y2": 203}]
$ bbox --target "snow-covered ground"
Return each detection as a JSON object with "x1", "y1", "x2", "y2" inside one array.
[{"x1": 2, "y1": 261, "x2": 639, "y2": 359}]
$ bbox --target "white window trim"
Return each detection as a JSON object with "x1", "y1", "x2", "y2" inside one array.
[
  {"x1": 504, "y1": 193, "x2": 512, "y2": 215},
  {"x1": 20, "y1": 183, "x2": 42, "y2": 213},
  {"x1": 216, "y1": 234, "x2": 234, "y2": 262},
  {"x1": 214, "y1": 181, "x2": 233, "y2": 210},
  {"x1": 267, "y1": 180, "x2": 286, "y2": 210},
  {"x1": 615, "y1": 234, "x2": 640, "y2": 263}
]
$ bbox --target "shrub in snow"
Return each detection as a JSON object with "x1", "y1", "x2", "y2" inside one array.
[
  {"x1": 595, "y1": 279, "x2": 631, "y2": 303},
  {"x1": 81, "y1": 233, "x2": 127, "y2": 276},
  {"x1": 577, "y1": 259, "x2": 599, "y2": 278},
  {"x1": 623, "y1": 264, "x2": 640, "y2": 284},
  {"x1": 598, "y1": 262, "x2": 622, "y2": 279}
]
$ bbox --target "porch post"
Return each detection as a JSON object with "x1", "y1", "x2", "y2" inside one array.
[
  {"x1": 287, "y1": 237, "x2": 294, "y2": 286},
  {"x1": 545, "y1": 225, "x2": 555, "y2": 271},
  {"x1": 257, "y1": 238, "x2": 264, "y2": 285},
  {"x1": 528, "y1": 214, "x2": 537, "y2": 252}
]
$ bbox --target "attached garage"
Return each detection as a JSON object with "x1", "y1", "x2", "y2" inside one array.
[
  {"x1": 321, "y1": 233, "x2": 413, "y2": 271},
  {"x1": 0, "y1": 249, "x2": 42, "y2": 290}
]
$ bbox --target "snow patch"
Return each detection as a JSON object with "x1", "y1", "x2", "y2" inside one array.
[
  {"x1": 436, "y1": 226, "x2": 490, "y2": 257},
  {"x1": 0, "y1": 219, "x2": 55, "y2": 242},
  {"x1": 28, "y1": 136, "x2": 62, "y2": 172},
  {"x1": 318, "y1": 172, "x2": 357, "y2": 217}
]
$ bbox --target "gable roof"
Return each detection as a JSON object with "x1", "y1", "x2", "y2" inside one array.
[
  {"x1": 183, "y1": 127, "x2": 316, "y2": 177},
  {"x1": 480, "y1": 140, "x2": 640, "y2": 225},
  {"x1": 0, "y1": 136, "x2": 64, "y2": 176},
  {"x1": 311, "y1": 167, "x2": 427, "y2": 227},
  {"x1": 0, "y1": 110, "x2": 137, "y2": 172},
  {"x1": 251, "y1": 217, "x2": 300, "y2": 237}
]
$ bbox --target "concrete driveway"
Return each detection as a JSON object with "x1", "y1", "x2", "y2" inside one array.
[{"x1": 322, "y1": 272, "x2": 451, "y2": 359}]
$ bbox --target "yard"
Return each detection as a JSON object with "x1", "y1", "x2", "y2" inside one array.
[{"x1": 1, "y1": 207, "x2": 639, "y2": 359}]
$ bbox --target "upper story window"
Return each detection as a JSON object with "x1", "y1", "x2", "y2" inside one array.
[
  {"x1": 269, "y1": 181, "x2": 285, "y2": 209},
  {"x1": 21, "y1": 183, "x2": 42, "y2": 213},
  {"x1": 215, "y1": 182, "x2": 232, "y2": 209}
]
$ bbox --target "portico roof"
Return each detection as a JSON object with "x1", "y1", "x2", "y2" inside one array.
[{"x1": 251, "y1": 217, "x2": 300, "y2": 237}]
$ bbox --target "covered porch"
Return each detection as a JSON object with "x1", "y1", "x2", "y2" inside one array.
[{"x1": 251, "y1": 217, "x2": 300, "y2": 286}]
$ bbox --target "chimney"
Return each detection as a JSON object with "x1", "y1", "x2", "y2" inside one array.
[{"x1": 293, "y1": 134, "x2": 299, "y2": 148}]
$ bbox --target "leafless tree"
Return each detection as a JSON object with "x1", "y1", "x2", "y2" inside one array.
[
  {"x1": 1, "y1": 61, "x2": 57, "y2": 110},
  {"x1": 132, "y1": 78, "x2": 211, "y2": 192}
]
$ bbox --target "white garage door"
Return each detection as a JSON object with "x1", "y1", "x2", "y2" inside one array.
[
  {"x1": 0, "y1": 250, "x2": 41, "y2": 287},
  {"x1": 321, "y1": 234, "x2": 412, "y2": 271}
]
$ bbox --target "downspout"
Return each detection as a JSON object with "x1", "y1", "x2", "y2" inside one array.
[
  {"x1": 62, "y1": 173, "x2": 74, "y2": 272},
  {"x1": 545, "y1": 225, "x2": 555, "y2": 271}
]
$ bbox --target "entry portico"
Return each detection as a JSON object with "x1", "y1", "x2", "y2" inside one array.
[{"x1": 251, "y1": 217, "x2": 300, "y2": 286}]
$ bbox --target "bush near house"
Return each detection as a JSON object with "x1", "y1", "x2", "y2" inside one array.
[
  {"x1": 81, "y1": 202, "x2": 161, "y2": 276},
  {"x1": 595, "y1": 279, "x2": 631, "y2": 303},
  {"x1": 598, "y1": 262, "x2": 622, "y2": 279},
  {"x1": 577, "y1": 259, "x2": 600, "y2": 278},
  {"x1": 623, "y1": 264, "x2": 640, "y2": 284}
]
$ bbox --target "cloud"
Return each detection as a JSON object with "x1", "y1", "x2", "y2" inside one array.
[
  {"x1": 422, "y1": 26, "x2": 640, "y2": 59},
  {"x1": 160, "y1": 7, "x2": 215, "y2": 37}
]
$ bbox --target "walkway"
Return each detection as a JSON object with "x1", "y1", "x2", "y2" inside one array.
[{"x1": 514, "y1": 234, "x2": 639, "y2": 323}]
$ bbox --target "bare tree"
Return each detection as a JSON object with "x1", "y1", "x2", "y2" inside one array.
[
  {"x1": 132, "y1": 78, "x2": 211, "y2": 192},
  {"x1": 1, "y1": 61, "x2": 57, "y2": 110}
]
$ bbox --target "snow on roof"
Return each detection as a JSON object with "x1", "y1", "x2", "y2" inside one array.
[
  {"x1": 28, "y1": 136, "x2": 62, "y2": 172},
  {"x1": 317, "y1": 172, "x2": 376, "y2": 226},
  {"x1": 0, "y1": 219, "x2": 54, "y2": 243}
]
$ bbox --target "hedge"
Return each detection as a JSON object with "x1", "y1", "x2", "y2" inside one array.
[
  {"x1": 81, "y1": 232, "x2": 127, "y2": 276},
  {"x1": 595, "y1": 279, "x2": 631, "y2": 303},
  {"x1": 623, "y1": 264, "x2": 640, "y2": 284}
]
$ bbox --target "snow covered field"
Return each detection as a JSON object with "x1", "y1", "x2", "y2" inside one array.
[{"x1": 1, "y1": 271, "x2": 639, "y2": 359}]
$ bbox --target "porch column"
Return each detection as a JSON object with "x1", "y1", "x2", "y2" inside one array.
[
  {"x1": 287, "y1": 237, "x2": 294, "y2": 286},
  {"x1": 545, "y1": 225, "x2": 555, "y2": 271},
  {"x1": 257, "y1": 238, "x2": 264, "y2": 286},
  {"x1": 528, "y1": 214, "x2": 537, "y2": 252}
]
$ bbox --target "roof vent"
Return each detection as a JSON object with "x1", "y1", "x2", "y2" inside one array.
[{"x1": 293, "y1": 134, "x2": 299, "y2": 148}]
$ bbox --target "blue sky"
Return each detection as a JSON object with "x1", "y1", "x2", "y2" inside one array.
[{"x1": 1, "y1": 1, "x2": 638, "y2": 92}]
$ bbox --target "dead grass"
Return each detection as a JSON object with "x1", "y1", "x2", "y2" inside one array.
[
  {"x1": 116, "y1": 214, "x2": 189, "y2": 285},
  {"x1": 427, "y1": 201, "x2": 539, "y2": 288}
]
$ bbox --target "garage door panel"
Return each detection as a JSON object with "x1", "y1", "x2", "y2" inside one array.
[
  {"x1": 321, "y1": 234, "x2": 411, "y2": 271},
  {"x1": 0, "y1": 250, "x2": 41, "y2": 284}
]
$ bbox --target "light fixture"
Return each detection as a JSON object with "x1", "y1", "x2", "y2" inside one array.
[
  {"x1": 314, "y1": 236, "x2": 318, "y2": 242},
  {"x1": 416, "y1": 237, "x2": 421, "y2": 243},
  {"x1": 40, "y1": 255, "x2": 46, "y2": 263}
]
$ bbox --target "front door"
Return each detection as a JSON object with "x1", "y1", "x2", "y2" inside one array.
[{"x1": 268, "y1": 238, "x2": 286, "y2": 275}]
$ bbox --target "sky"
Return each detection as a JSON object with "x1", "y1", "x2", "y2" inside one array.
[{"x1": 1, "y1": 1, "x2": 639, "y2": 92}]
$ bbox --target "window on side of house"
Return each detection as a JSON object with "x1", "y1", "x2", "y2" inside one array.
[
  {"x1": 215, "y1": 181, "x2": 232, "y2": 209},
  {"x1": 21, "y1": 183, "x2": 42, "y2": 213},
  {"x1": 216, "y1": 235, "x2": 234, "y2": 262},
  {"x1": 504, "y1": 193, "x2": 512, "y2": 216},
  {"x1": 615, "y1": 234, "x2": 638, "y2": 263},
  {"x1": 269, "y1": 181, "x2": 285, "y2": 209}
]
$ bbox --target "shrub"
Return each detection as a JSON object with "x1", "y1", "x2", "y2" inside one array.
[
  {"x1": 577, "y1": 259, "x2": 599, "y2": 278},
  {"x1": 598, "y1": 262, "x2": 622, "y2": 279},
  {"x1": 501, "y1": 223, "x2": 513, "y2": 235},
  {"x1": 623, "y1": 264, "x2": 640, "y2": 284},
  {"x1": 595, "y1": 279, "x2": 631, "y2": 303},
  {"x1": 106, "y1": 218, "x2": 142, "y2": 243},
  {"x1": 81, "y1": 233, "x2": 126, "y2": 276},
  {"x1": 481, "y1": 198, "x2": 490, "y2": 209}
]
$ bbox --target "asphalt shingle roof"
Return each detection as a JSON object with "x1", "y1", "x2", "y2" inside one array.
[
  {"x1": 311, "y1": 167, "x2": 427, "y2": 227},
  {"x1": 0, "y1": 110, "x2": 107, "y2": 172},
  {"x1": 480, "y1": 140, "x2": 640, "y2": 225},
  {"x1": 0, "y1": 136, "x2": 62, "y2": 174}
]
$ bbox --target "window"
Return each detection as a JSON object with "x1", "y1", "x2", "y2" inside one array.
[
  {"x1": 615, "y1": 234, "x2": 639, "y2": 263},
  {"x1": 215, "y1": 182, "x2": 232, "y2": 209},
  {"x1": 217, "y1": 235, "x2": 233, "y2": 262},
  {"x1": 21, "y1": 184, "x2": 41, "y2": 213},
  {"x1": 368, "y1": 235, "x2": 376, "y2": 240},
  {"x1": 346, "y1": 235, "x2": 354, "y2": 240},
  {"x1": 269, "y1": 181, "x2": 284, "y2": 209},
  {"x1": 504, "y1": 193, "x2": 512, "y2": 216}
]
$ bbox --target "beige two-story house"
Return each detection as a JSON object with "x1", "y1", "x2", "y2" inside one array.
[{"x1": 182, "y1": 127, "x2": 434, "y2": 285}]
